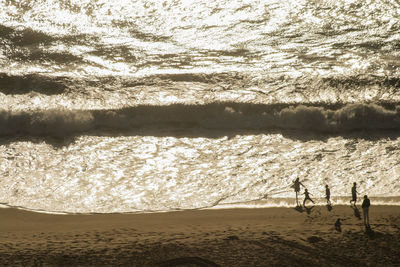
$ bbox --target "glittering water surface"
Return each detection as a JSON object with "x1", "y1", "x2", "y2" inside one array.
[
  {"x1": 1, "y1": 133, "x2": 400, "y2": 213},
  {"x1": 1, "y1": 0, "x2": 400, "y2": 213}
]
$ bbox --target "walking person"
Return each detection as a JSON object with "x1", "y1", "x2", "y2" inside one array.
[
  {"x1": 350, "y1": 182, "x2": 358, "y2": 206},
  {"x1": 292, "y1": 178, "x2": 305, "y2": 206},
  {"x1": 303, "y1": 188, "x2": 315, "y2": 207},
  {"x1": 362, "y1": 195, "x2": 370, "y2": 226},
  {"x1": 325, "y1": 184, "x2": 331, "y2": 205}
]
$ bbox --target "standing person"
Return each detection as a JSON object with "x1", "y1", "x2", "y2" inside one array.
[
  {"x1": 361, "y1": 195, "x2": 370, "y2": 226},
  {"x1": 303, "y1": 188, "x2": 315, "y2": 207},
  {"x1": 292, "y1": 178, "x2": 305, "y2": 206},
  {"x1": 325, "y1": 184, "x2": 331, "y2": 205},
  {"x1": 350, "y1": 182, "x2": 358, "y2": 206}
]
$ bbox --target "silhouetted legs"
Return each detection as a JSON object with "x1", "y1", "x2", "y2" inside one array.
[
  {"x1": 326, "y1": 197, "x2": 332, "y2": 211},
  {"x1": 350, "y1": 196, "x2": 356, "y2": 206},
  {"x1": 303, "y1": 196, "x2": 315, "y2": 207},
  {"x1": 326, "y1": 197, "x2": 331, "y2": 206},
  {"x1": 363, "y1": 207, "x2": 370, "y2": 226}
]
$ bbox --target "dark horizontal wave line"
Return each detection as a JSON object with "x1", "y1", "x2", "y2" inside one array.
[
  {"x1": 0, "y1": 73, "x2": 67, "y2": 95},
  {"x1": 1, "y1": 102, "x2": 400, "y2": 145},
  {"x1": 2, "y1": 70, "x2": 400, "y2": 96},
  {"x1": 0, "y1": 71, "x2": 248, "y2": 95}
]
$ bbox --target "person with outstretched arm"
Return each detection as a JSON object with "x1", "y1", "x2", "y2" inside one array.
[{"x1": 303, "y1": 188, "x2": 315, "y2": 207}]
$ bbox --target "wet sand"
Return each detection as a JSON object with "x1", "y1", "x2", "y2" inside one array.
[{"x1": 0, "y1": 205, "x2": 399, "y2": 266}]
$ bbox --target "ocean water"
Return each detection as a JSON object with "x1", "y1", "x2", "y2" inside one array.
[{"x1": 1, "y1": 0, "x2": 400, "y2": 213}]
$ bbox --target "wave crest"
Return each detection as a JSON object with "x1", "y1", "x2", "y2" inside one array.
[
  {"x1": 0, "y1": 109, "x2": 94, "y2": 137},
  {"x1": 1, "y1": 102, "x2": 400, "y2": 138},
  {"x1": 278, "y1": 103, "x2": 399, "y2": 131}
]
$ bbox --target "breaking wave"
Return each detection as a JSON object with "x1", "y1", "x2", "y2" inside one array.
[
  {"x1": 0, "y1": 73, "x2": 68, "y2": 95},
  {"x1": 1, "y1": 102, "x2": 400, "y2": 138}
]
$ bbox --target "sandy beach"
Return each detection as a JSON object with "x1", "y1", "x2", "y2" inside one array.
[{"x1": 0, "y1": 205, "x2": 398, "y2": 266}]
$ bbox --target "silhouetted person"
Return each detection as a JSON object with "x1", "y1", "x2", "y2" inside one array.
[
  {"x1": 292, "y1": 178, "x2": 305, "y2": 206},
  {"x1": 362, "y1": 195, "x2": 370, "y2": 226},
  {"x1": 303, "y1": 188, "x2": 315, "y2": 207},
  {"x1": 350, "y1": 182, "x2": 358, "y2": 206},
  {"x1": 325, "y1": 184, "x2": 331, "y2": 205},
  {"x1": 334, "y1": 218, "x2": 342, "y2": 232}
]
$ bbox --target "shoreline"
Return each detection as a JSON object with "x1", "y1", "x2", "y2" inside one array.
[
  {"x1": 3, "y1": 195, "x2": 400, "y2": 216},
  {"x1": 0, "y1": 205, "x2": 399, "y2": 266}
]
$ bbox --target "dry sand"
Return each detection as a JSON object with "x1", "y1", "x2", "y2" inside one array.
[{"x1": 0, "y1": 205, "x2": 399, "y2": 266}]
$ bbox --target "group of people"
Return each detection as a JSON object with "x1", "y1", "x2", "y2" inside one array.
[{"x1": 292, "y1": 179, "x2": 371, "y2": 227}]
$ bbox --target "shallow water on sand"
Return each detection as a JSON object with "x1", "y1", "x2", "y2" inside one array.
[
  {"x1": 1, "y1": 132, "x2": 400, "y2": 213},
  {"x1": 1, "y1": 0, "x2": 400, "y2": 213}
]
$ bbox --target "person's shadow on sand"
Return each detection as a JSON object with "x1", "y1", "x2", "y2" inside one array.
[
  {"x1": 351, "y1": 205, "x2": 361, "y2": 220},
  {"x1": 294, "y1": 205, "x2": 304, "y2": 213},
  {"x1": 304, "y1": 205, "x2": 314, "y2": 215},
  {"x1": 294, "y1": 205, "x2": 314, "y2": 214},
  {"x1": 326, "y1": 204, "x2": 333, "y2": 211},
  {"x1": 364, "y1": 224, "x2": 376, "y2": 238}
]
